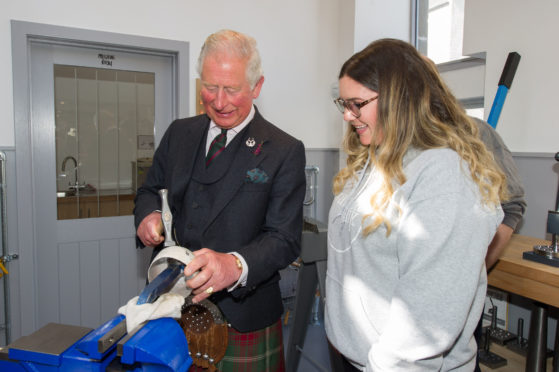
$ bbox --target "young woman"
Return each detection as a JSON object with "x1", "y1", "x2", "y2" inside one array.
[{"x1": 325, "y1": 39, "x2": 507, "y2": 371}]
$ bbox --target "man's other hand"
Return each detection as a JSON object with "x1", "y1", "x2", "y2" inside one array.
[
  {"x1": 137, "y1": 211, "x2": 164, "y2": 247},
  {"x1": 185, "y1": 249, "x2": 242, "y2": 303}
]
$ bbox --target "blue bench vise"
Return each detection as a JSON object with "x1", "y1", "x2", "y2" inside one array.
[{"x1": 0, "y1": 314, "x2": 192, "y2": 371}]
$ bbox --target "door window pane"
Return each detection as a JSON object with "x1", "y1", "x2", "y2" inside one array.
[{"x1": 55, "y1": 65, "x2": 155, "y2": 219}]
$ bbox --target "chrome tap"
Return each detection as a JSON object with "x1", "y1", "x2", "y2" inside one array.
[{"x1": 61, "y1": 156, "x2": 83, "y2": 190}]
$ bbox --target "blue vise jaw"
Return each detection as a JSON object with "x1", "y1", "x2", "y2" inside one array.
[{"x1": 0, "y1": 314, "x2": 192, "y2": 371}]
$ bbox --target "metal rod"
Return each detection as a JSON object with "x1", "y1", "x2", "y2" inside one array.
[
  {"x1": 525, "y1": 302, "x2": 548, "y2": 372},
  {"x1": 554, "y1": 152, "x2": 559, "y2": 212}
]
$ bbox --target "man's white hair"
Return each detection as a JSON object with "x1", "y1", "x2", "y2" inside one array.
[{"x1": 197, "y1": 29, "x2": 263, "y2": 89}]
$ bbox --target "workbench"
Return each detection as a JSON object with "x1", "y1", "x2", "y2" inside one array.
[{"x1": 488, "y1": 234, "x2": 558, "y2": 371}]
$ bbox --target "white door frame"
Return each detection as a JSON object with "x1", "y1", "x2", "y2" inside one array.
[{"x1": 9, "y1": 20, "x2": 189, "y2": 341}]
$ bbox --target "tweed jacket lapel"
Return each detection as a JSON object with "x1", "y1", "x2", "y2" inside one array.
[
  {"x1": 169, "y1": 115, "x2": 209, "y2": 208},
  {"x1": 203, "y1": 111, "x2": 270, "y2": 232}
]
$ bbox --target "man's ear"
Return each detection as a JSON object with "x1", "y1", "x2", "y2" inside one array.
[{"x1": 252, "y1": 76, "x2": 265, "y2": 99}]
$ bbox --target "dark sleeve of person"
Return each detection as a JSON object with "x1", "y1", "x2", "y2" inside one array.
[
  {"x1": 474, "y1": 117, "x2": 527, "y2": 230},
  {"x1": 133, "y1": 121, "x2": 174, "y2": 247},
  {"x1": 233, "y1": 139, "x2": 307, "y2": 297}
]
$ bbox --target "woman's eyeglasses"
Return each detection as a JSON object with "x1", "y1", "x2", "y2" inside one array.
[{"x1": 333, "y1": 96, "x2": 378, "y2": 118}]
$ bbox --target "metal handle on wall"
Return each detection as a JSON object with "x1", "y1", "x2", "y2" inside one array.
[{"x1": 304, "y1": 165, "x2": 319, "y2": 219}]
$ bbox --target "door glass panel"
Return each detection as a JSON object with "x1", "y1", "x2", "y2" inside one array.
[{"x1": 55, "y1": 65, "x2": 155, "y2": 219}]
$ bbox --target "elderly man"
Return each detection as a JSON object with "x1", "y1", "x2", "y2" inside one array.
[{"x1": 134, "y1": 29, "x2": 306, "y2": 371}]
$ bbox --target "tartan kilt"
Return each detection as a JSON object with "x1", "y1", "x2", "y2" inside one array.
[{"x1": 188, "y1": 319, "x2": 285, "y2": 372}]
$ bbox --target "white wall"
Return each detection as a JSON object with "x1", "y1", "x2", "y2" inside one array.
[
  {"x1": 354, "y1": 0, "x2": 412, "y2": 51},
  {"x1": 0, "y1": 0, "x2": 346, "y2": 149},
  {"x1": 463, "y1": 0, "x2": 558, "y2": 153},
  {"x1": 3, "y1": 1, "x2": 554, "y2": 156},
  {"x1": 332, "y1": 0, "x2": 411, "y2": 170}
]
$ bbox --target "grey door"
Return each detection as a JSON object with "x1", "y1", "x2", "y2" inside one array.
[{"x1": 28, "y1": 42, "x2": 173, "y2": 330}]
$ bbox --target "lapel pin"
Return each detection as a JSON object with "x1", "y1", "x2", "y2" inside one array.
[
  {"x1": 246, "y1": 138, "x2": 256, "y2": 147},
  {"x1": 254, "y1": 141, "x2": 264, "y2": 156}
]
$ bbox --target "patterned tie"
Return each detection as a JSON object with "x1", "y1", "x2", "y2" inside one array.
[{"x1": 206, "y1": 128, "x2": 228, "y2": 166}]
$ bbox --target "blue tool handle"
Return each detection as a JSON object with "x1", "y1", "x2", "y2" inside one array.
[
  {"x1": 487, "y1": 85, "x2": 508, "y2": 128},
  {"x1": 487, "y1": 52, "x2": 521, "y2": 128}
]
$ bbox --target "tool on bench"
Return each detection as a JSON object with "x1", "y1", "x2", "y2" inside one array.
[
  {"x1": 523, "y1": 153, "x2": 559, "y2": 266},
  {"x1": 0, "y1": 314, "x2": 192, "y2": 371}
]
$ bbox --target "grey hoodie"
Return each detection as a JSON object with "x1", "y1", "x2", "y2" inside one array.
[{"x1": 325, "y1": 148, "x2": 503, "y2": 371}]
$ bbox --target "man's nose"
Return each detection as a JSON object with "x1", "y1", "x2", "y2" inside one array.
[{"x1": 214, "y1": 89, "x2": 227, "y2": 109}]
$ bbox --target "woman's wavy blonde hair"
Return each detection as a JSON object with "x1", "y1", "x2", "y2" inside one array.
[{"x1": 333, "y1": 38, "x2": 508, "y2": 236}]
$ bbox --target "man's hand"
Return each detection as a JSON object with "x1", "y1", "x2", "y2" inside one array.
[
  {"x1": 185, "y1": 249, "x2": 242, "y2": 303},
  {"x1": 137, "y1": 211, "x2": 164, "y2": 247}
]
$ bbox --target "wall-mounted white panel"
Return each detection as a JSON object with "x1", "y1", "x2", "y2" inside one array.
[
  {"x1": 463, "y1": 0, "x2": 559, "y2": 153},
  {"x1": 440, "y1": 64, "x2": 485, "y2": 100}
]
